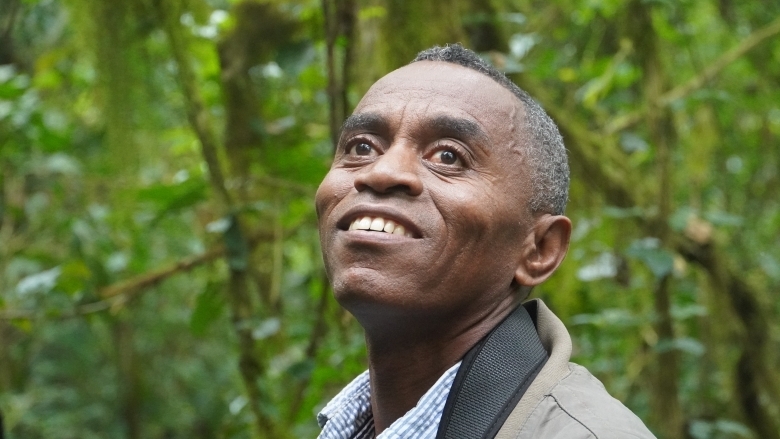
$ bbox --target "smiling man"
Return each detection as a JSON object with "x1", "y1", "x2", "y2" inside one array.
[{"x1": 315, "y1": 44, "x2": 655, "y2": 439}]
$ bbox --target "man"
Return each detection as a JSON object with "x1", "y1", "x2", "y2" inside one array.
[{"x1": 315, "y1": 44, "x2": 655, "y2": 439}]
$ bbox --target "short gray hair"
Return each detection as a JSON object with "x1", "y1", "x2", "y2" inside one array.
[{"x1": 412, "y1": 44, "x2": 569, "y2": 215}]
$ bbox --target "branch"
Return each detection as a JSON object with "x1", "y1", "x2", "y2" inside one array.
[
  {"x1": 627, "y1": 2, "x2": 683, "y2": 433},
  {"x1": 0, "y1": 230, "x2": 272, "y2": 321},
  {"x1": 287, "y1": 271, "x2": 332, "y2": 421},
  {"x1": 253, "y1": 175, "x2": 316, "y2": 194},
  {"x1": 0, "y1": 285, "x2": 130, "y2": 321},
  {"x1": 158, "y1": 1, "x2": 233, "y2": 210},
  {"x1": 322, "y1": 0, "x2": 356, "y2": 150},
  {"x1": 606, "y1": 15, "x2": 780, "y2": 134},
  {"x1": 102, "y1": 227, "x2": 270, "y2": 299},
  {"x1": 1, "y1": 0, "x2": 20, "y2": 41},
  {"x1": 158, "y1": 4, "x2": 278, "y2": 437},
  {"x1": 322, "y1": 0, "x2": 338, "y2": 149},
  {"x1": 99, "y1": 246, "x2": 226, "y2": 298}
]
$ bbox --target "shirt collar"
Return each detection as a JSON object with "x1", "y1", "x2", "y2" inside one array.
[{"x1": 317, "y1": 362, "x2": 461, "y2": 439}]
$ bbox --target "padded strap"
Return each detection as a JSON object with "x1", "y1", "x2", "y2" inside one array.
[{"x1": 436, "y1": 303, "x2": 548, "y2": 439}]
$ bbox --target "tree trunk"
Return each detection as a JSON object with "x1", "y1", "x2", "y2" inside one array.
[
  {"x1": 322, "y1": 0, "x2": 356, "y2": 149},
  {"x1": 382, "y1": 0, "x2": 465, "y2": 69},
  {"x1": 160, "y1": 3, "x2": 300, "y2": 438},
  {"x1": 626, "y1": 0, "x2": 684, "y2": 434},
  {"x1": 676, "y1": 238, "x2": 780, "y2": 439},
  {"x1": 114, "y1": 318, "x2": 141, "y2": 439}
]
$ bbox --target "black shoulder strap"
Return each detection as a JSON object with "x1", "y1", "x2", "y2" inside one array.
[{"x1": 435, "y1": 302, "x2": 548, "y2": 439}]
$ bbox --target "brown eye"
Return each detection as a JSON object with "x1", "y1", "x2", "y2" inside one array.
[
  {"x1": 439, "y1": 150, "x2": 457, "y2": 164},
  {"x1": 431, "y1": 149, "x2": 461, "y2": 166},
  {"x1": 354, "y1": 143, "x2": 372, "y2": 156}
]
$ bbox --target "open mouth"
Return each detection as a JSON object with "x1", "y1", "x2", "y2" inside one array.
[{"x1": 348, "y1": 216, "x2": 414, "y2": 238}]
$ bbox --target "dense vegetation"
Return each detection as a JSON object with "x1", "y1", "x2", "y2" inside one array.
[{"x1": 1, "y1": 0, "x2": 779, "y2": 438}]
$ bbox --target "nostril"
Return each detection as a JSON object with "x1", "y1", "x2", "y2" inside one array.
[
  {"x1": 352, "y1": 149, "x2": 424, "y2": 196},
  {"x1": 355, "y1": 180, "x2": 416, "y2": 195},
  {"x1": 354, "y1": 169, "x2": 423, "y2": 196}
]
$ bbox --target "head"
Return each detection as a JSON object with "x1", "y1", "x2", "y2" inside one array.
[
  {"x1": 315, "y1": 44, "x2": 571, "y2": 335},
  {"x1": 413, "y1": 45, "x2": 570, "y2": 216}
]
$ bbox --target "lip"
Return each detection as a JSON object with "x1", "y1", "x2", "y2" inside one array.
[{"x1": 337, "y1": 204, "x2": 423, "y2": 239}]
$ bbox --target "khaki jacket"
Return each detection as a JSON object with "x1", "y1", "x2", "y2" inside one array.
[{"x1": 496, "y1": 300, "x2": 657, "y2": 439}]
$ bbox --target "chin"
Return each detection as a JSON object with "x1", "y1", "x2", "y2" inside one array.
[
  {"x1": 331, "y1": 268, "x2": 414, "y2": 317},
  {"x1": 331, "y1": 267, "x2": 386, "y2": 306},
  {"x1": 335, "y1": 272, "x2": 458, "y2": 331}
]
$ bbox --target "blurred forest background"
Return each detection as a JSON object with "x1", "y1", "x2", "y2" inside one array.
[{"x1": 0, "y1": 0, "x2": 779, "y2": 438}]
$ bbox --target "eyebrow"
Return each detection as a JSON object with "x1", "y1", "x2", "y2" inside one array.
[
  {"x1": 340, "y1": 113, "x2": 389, "y2": 137},
  {"x1": 429, "y1": 115, "x2": 491, "y2": 147},
  {"x1": 339, "y1": 112, "x2": 491, "y2": 149}
]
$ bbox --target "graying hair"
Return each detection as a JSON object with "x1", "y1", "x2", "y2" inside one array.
[{"x1": 412, "y1": 44, "x2": 569, "y2": 215}]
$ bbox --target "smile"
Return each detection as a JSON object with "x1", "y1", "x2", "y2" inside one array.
[{"x1": 348, "y1": 216, "x2": 414, "y2": 237}]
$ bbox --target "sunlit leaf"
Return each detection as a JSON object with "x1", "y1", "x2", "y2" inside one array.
[
  {"x1": 656, "y1": 337, "x2": 705, "y2": 356},
  {"x1": 625, "y1": 238, "x2": 674, "y2": 279},
  {"x1": 704, "y1": 211, "x2": 744, "y2": 227},
  {"x1": 576, "y1": 252, "x2": 618, "y2": 281},
  {"x1": 16, "y1": 266, "x2": 61, "y2": 295},
  {"x1": 252, "y1": 318, "x2": 281, "y2": 340}
]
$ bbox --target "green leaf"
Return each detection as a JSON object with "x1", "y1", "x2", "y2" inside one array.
[
  {"x1": 223, "y1": 215, "x2": 249, "y2": 271},
  {"x1": 16, "y1": 266, "x2": 62, "y2": 295},
  {"x1": 137, "y1": 178, "x2": 208, "y2": 220},
  {"x1": 576, "y1": 252, "x2": 617, "y2": 281},
  {"x1": 689, "y1": 419, "x2": 755, "y2": 439},
  {"x1": 603, "y1": 205, "x2": 645, "y2": 219},
  {"x1": 252, "y1": 318, "x2": 281, "y2": 340},
  {"x1": 571, "y1": 308, "x2": 640, "y2": 327},
  {"x1": 671, "y1": 304, "x2": 707, "y2": 320},
  {"x1": 759, "y1": 252, "x2": 780, "y2": 281},
  {"x1": 57, "y1": 260, "x2": 92, "y2": 296},
  {"x1": 656, "y1": 337, "x2": 705, "y2": 356},
  {"x1": 625, "y1": 238, "x2": 674, "y2": 279},
  {"x1": 286, "y1": 359, "x2": 314, "y2": 381},
  {"x1": 669, "y1": 206, "x2": 695, "y2": 232},
  {"x1": 619, "y1": 132, "x2": 648, "y2": 153},
  {"x1": 704, "y1": 211, "x2": 743, "y2": 227},
  {"x1": 190, "y1": 282, "x2": 225, "y2": 337}
]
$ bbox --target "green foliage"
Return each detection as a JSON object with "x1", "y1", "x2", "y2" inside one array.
[{"x1": 0, "y1": 0, "x2": 778, "y2": 438}]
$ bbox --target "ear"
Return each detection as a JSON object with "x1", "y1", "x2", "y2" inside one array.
[{"x1": 514, "y1": 215, "x2": 572, "y2": 287}]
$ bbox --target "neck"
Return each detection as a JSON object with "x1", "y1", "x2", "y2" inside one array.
[
  {"x1": 366, "y1": 333, "x2": 460, "y2": 433},
  {"x1": 362, "y1": 296, "x2": 519, "y2": 434}
]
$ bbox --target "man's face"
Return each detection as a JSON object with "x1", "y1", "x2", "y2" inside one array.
[{"x1": 315, "y1": 61, "x2": 536, "y2": 327}]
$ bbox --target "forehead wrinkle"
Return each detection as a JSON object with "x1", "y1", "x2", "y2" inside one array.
[
  {"x1": 357, "y1": 69, "x2": 524, "y2": 153},
  {"x1": 372, "y1": 80, "x2": 457, "y2": 96},
  {"x1": 399, "y1": 98, "x2": 410, "y2": 128},
  {"x1": 360, "y1": 95, "x2": 494, "y2": 144}
]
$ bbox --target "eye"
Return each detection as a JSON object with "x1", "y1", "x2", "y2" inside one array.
[
  {"x1": 430, "y1": 148, "x2": 462, "y2": 166},
  {"x1": 437, "y1": 150, "x2": 458, "y2": 164},
  {"x1": 347, "y1": 142, "x2": 377, "y2": 157}
]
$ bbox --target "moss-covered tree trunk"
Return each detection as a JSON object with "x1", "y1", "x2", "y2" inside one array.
[
  {"x1": 623, "y1": 1, "x2": 683, "y2": 437},
  {"x1": 381, "y1": 0, "x2": 465, "y2": 69}
]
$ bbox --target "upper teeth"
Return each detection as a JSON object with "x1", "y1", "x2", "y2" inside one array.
[{"x1": 348, "y1": 216, "x2": 412, "y2": 237}]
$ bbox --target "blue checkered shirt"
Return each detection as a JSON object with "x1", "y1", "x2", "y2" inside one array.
[{"x1": 317, "y1": 362, "x2": 461, "y2": 438}]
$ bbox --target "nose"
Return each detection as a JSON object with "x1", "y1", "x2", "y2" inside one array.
[{"x1": 353, "y1": 144, "x2": 423, "y2": 196}]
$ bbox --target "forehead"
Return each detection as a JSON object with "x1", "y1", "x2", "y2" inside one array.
[{"x1": 354, "y1": 62, "x2": 524, "y2": 139}]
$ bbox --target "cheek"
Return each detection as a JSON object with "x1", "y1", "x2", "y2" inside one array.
[
  {"x1": 432, "y1": 182, "x2": 527, "y2": 261},
  {"x1": 315, "y1": 169, "x2": 352, "y2": 219},
  {"x1": 432, "y1": 181, "x2": 514, "y2": 234}
]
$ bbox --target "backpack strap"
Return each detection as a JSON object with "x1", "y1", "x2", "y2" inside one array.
[{"x1": 436, "y1": 302, "x2": 548, "y2": 439}]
